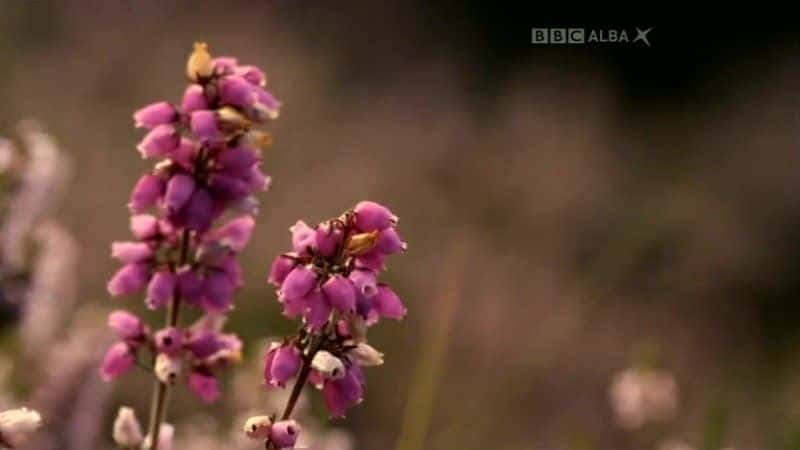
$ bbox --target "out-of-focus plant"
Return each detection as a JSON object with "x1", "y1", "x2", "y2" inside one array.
[
  {"x1": 609, "y1": 365, "x2": 679, "y2": 430},
  {"x1": 0, "y1": 121, "x2": 72, "y2": 331},
  {"x1": 395, "y1": 236, "x2": 466, "y2": 450},
  {"x1": 102, "y1": 42, "x2": 279, "y2": 450},
  {"x1": 244, "y1": 201, "x2": 407, "y2": 449},
  {"x1": 0, "y1": 123, "x2": 109, "y2": 450},
  {"x1": 608, "y1": 360, "x2": 734, "y2": 450}
]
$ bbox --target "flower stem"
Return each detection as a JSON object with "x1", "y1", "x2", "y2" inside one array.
[
  {"x1": 265, "y1": 332, "x2": 326, "y2": 450},
  {"x1": 145, "y1": 228, "x2": 191, "y2": 450}
]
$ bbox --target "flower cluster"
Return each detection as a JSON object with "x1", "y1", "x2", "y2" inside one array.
[
  {"x1": 101, "y1": 42, "x2": 279, "y2": 448},
  {"x1": 246, "y1": 201, "x2": 407, "y2": 449},
  {"x1": 102, "y1": 312, "x2": 243, "y2": 402}
]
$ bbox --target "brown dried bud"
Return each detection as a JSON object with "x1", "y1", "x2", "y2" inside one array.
[
  {"x1": 240, "y1": 130, "x2": 272, "y2": 151},
  {"x1": 187, "y1": 42, "x2": 213, "y2": 82},
  {"x1": 345, "y1": 231, "x2": 380, "y2": 256},
  {"x1": 218, "y1": 106, "x2": 251, "y2": 132}
]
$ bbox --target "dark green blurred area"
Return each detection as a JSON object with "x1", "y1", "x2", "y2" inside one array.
[{"x1": 2, "y1": 2, "x2": 800, "y2": 449}]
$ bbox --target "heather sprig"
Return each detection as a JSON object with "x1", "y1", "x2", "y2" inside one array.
[
  {"x1": 102, "y1": 43, "x2": 279, "y2": 450},
  {"x1": 245, "y1": 201, "x2": 407, "y2": 449}
]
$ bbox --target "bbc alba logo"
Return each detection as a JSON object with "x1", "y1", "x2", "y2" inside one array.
[{"x1": 531, "y1": 27, "x2": 652, "y2": 46}]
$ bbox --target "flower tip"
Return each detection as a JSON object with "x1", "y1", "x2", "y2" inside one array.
[
  {"x1": 113, "y1": 406, "x2": 144, "y2": 448},
  {"x1": 270, "y1": 420, "x2": 300, "y2": 448},
  {"x1": 187, "y1": 41, "x2": 214, "y2": 82},
  {"x1": 243, "y1": 415, "x2": 272, "y2": 440},
  {"x1": 345, "y1": 230, "x2": 380, "y2": 256}
]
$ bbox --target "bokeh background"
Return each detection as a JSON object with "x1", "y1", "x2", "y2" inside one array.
[{"x1": 2, "y1": 3, "x2": 800, "y2": 450}]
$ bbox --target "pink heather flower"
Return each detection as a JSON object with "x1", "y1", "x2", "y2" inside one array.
[
  {"x1": 183, "y1": 188, "x2": 215, "y2": 231},
  {"x1": 220, "y1": 75, "x2": 257, "y2": 108},
  {"x1": 269, "y1": 420, "x2": 300, "y2": 448},
  {"x1": 188, "y1": 372, "x2": 220, "y2": 403},
  {"x1": 204, "y1": 216, "x2": 254, "y2": 253},
  {"x1": 213, "y1": 56, "x2": 238, "y2": 74},
  {"x1": 315, "y1": 223, "x2": 343, "y2": 258},
  {"x1": 169, "y1": 138, "x2": 197, "y2": 171},
  {"x1": 130, "y1": 214, "x2": 159, "y2": 240},
  {"x1": 321, "y1": 275, "x2": 356, "y2": 314},
  {"x1": 203, "y1": 270, "x2": 235, "y2": 312},
  {"x1": 303, "y1": 288, "x2": 332, "y2": 331},
  {"x1": 111, "y1": 241, "x2": 153, "y2": 263},
  {"x1": 110, "y1": 44, "x2": 279, "y2": 439},
  {"x1": 348, "y1": 269, "x2": 377, "y2": 299},
  {"x1": 190, "y1": 110, "x2": 221, "y2": 141},
  {"x1": 373, "y1": 285, "x2": 407, "y2": 321},
  {"x1": 353, "y1": 201, "x2": 397, "y2": 231},
  {"x1": 137, "y1": 124, "x2": 180, "y2": 158},
  {"x1": 146, "y1": 270, "x2": 176, "y2": 310},
  {"x1": 246, "y1": 164, "x2": 271, "y2": 191},
  {"x1": 354, "y1": 250, "x2": 386, "y2": 272},
  {"x1": 184, "y1": 323, "x2": 241, "y2": 361},
  {"x1": 322, "y1": 365, "x2": 364, "y2": 418},
  {"x1": 268, "y1": 201, "x2": 406, "y2": 333},
  {"x1": 164, "y1": 173, "x2": 196, "y2": 214},
  {"x1": 265, "y1": 343, "x2": 302, "y2": 388},
  {"x1": 208, "y1": 172, "x2": 250, "y2": 201},
  {"x1": 250, "y1": 202, "x2": 406, "y2": 446},
  {"x1": 290, "y1": 220, "x2": 316, "y2": 253},
  {"x1": 128, "y1": 174, "x2": 165, "y2": 213},
  {"x1": 280, "y1": 294, "x2": 306, "y2": 319},
  {"x1": 218, "y1": 254, "x2": 244, "y2": 285},
  {"x1": 217, "y1": 146, "x2": 260, "y2": 175},
  {"x1": 280, "y1": 265, "x2": 318, "y2": 301},
  {"x1": 176, "y1": 266, "x2": 204, "y2": 306},
  {"x1": 181, "y1": 84, "x2": 208, "y2": 113},
  {"x1": 269, "y1": 254, "x2": 297, "y2": 287},
  {"x1": 154, "y1": 327, "x2": 183, "y2": 356},
  {"x1": 376, "y1": 227, "x2": 406, "y2": 254},
  {"x1": 108, "y1": 310, "x2": 148, "y2": 345},
  {"x1": 133, "y1": 102, "x2": 177, "y2": 129},
  {"x1": 108, "y1": 263, "x2": 150, "y2": 297},
  {"x1": 254, "y1": 89, "x2": 281, "y2": 119},
  {"x1": 236, "y1": 65, "x2": 266, "y2": 86},
  {"x1": 100, "y1": 342, "x2": 135, "y2": 381}
]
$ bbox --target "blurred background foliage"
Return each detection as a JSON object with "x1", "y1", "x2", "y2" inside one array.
[{"x1": 1, "y1": 3, "x2": 800, "y2": 449}]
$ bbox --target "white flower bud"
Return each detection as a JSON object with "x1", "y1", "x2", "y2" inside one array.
[
  {"x1": 113, "y1": 406, "x2": 144, "y2": 448},
  {"x1": 0, "y1": 407, "x2": 42, "y2": 447},
  {"x1": 243, "y1": 415, "x2": 272, "y2": 440},
  {"x1": 142, "y1": 423, "x2": 173, "y2": 450},
  {"x1": 154, "y1": 353, "x2": 182, "y2": 385},
  {"x1": 348, "y1": 342, "x2": 384, "y2": 367},
  {"x1": 311, "y1": 351, "x2": 345, "y2": 379}
]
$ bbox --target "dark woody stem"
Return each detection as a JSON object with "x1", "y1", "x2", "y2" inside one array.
[
  {"x1": 265, "y1": 330, "x2": 328, "y2": 450},
  {"x1": 145, "y1": 227, "x2": 191, "y2": 450}
]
